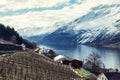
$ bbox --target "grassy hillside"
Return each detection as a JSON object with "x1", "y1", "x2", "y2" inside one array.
[{"x1": 0, "y1": 52, "x2": 80, "y2": 80}]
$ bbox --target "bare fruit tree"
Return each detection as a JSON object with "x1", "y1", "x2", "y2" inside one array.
[{"x1": 86, "y1": 52, "x2": 104, "y2": 72}]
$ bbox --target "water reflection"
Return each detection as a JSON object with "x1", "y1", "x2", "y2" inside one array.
[{"x1": 40, "y1": 44, "x2": 120, "y2": 69}]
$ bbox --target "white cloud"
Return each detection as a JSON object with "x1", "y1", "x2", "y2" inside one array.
[
  {"x1": 0, "y1": 0, "x2": 119, "y2": 36},
  {"x1": 76, "y1": 0, "x2": 120, "y2": 5},
  {"x1": 2, "y1": 0, "x2": 118, "y2": 12},
  {"x1": 0, "y1": 0, "x2": 70, "y2": 12},
  {"x1": 76, "y1": 0, "x2": 85, "y2": 3},
  {"x1": 84, "y1": 0, "x2": 120, "y2": 5},
  {"x1": 0, "y1": 3, "x2": 91, "y2": 30}
]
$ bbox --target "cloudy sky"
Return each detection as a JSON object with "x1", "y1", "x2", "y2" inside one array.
[{"x1": 0, "y1": 0, "x2": 119, "y2": 30}]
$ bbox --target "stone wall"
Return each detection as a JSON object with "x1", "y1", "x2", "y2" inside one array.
[{"x1": 0, "y1": 44, "x2": 23, "y2": 51}]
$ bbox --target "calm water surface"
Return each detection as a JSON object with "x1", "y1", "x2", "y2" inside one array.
[{"x1": 40, "y1": 44, "x2": 120, "y2": 69}]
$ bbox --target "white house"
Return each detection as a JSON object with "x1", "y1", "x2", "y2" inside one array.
[
  {"x1": 54, "y1": 55, "x2": 66, "y2": 62},
  {"x1": 21, "y1": 44, "x2": 26, "y2": 50},
  {"x1": 34, "y1": 47, "x2": 50, "y2": 54},
  {"x1": 97, "y1": 73, "x2": 108, "y2": 80}
]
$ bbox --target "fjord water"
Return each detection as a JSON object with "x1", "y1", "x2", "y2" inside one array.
[{"x1": 40, "y1": 44, "x2": 120, "y2": 69}]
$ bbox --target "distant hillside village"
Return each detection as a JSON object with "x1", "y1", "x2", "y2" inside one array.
[{"x1": 0, "y1": 23, "x2": 120, "y2": 80}]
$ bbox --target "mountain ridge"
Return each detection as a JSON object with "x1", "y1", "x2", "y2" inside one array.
[{"x1": 23, "y1": 4, "x2": 120, "y2": 48}]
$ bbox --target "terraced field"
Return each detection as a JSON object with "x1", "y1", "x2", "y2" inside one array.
[{"x1": 0, "y1": 51, "x2": 80, "y2": 80}]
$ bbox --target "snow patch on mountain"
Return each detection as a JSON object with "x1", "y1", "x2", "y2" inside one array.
[
  {"x1": 23, "y1": 4, "x2": 120, "y2": 45},
  {"x1": 17, "y1": 22, "x2": 66, "y2": 37},
  {"x1": 67, "y1": 4, "x2": 120, "y2": 44}
]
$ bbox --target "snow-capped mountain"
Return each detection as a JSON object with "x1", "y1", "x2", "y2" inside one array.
[
  {"x1": 24, "y1": 4, "x2": 120, "y2": 46},
  {"x1": 17, "y1": 22, "x2": 66, "y2": 37}
]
